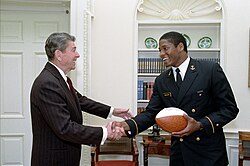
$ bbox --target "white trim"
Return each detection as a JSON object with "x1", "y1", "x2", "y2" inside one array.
[
  {"x1": 70, "y1": 0, "x2": 85, "y2": 93},
  {"x1": 0, "y1": 133, "x2": 25, "y2": 136}
]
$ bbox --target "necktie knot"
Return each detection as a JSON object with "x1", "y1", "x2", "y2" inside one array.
[{"x1": 175, "y1": 68, "x2": 182, "y2": 88}]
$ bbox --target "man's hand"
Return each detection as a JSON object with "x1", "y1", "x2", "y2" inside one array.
[
  {"x1": 112, "y1": 108, "x2": 133, "y2": 119},
  {"x1": 112, "y1": 121, "x2": 130, "y2": 131},
  {"x1": 171, "y1": 114, "x2": 201, "y2": 137},
  {"x1": 106, "y1": 121, "x2": 125, "y2": 141}
]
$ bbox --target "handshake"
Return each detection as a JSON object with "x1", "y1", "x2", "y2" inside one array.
[
  {"x1": 106, "y1": 107, "x2": 132, "y2": 141},
  {"x1": 106, "y1": 121, "x2": 130, "y2": 141}
]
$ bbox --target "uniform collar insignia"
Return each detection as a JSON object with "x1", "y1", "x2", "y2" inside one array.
[
  {"x1": 190, "y1": 65, "x2": 196, "y2": 71},
  {"x1": 167, "y1": 69, "x2": 172, "y2": 77},
  {"x1": 168, "y1": 70, "x2": 171, "y2": 76}
]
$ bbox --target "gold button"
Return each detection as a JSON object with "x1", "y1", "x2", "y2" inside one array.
[
  {"x1": 180, "y1": 138, "x2": 183, "y2": 142},
  {"x1": 192, "y1": 109, "x2": 196, "y2": 113},
  {"x1": 196, "y1": 137, "x2": 200, "y2": 141}
]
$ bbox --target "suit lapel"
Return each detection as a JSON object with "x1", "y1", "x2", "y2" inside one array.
[
  {"x1": 177, "y1": 59, "x2": 198, "y2": 105},
  {"x1": 165, "y1": 69, "x2": 179, "y2": 103},
  {"x1": 45, "y1": 62, "x2": 81, "y2": 115}
]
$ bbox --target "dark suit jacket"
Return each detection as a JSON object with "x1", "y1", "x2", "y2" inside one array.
[
  {"x1": 30, "y1": 62, "x2": 111, "y2": 166},
  {"x1": 126, "y1": 58, "x2": 239, "y2": 166}
]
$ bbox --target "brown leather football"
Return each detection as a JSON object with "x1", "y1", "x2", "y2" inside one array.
[{"x1": 155, "y1": 107, "x2": 188, "y2": 132}]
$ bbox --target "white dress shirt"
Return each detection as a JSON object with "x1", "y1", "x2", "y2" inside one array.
[{"x1": 172, "y1": 57, "x2": 190, "y2": 82}]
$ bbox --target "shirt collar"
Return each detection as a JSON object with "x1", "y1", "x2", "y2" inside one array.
[{"x1": 172, "y1": 56, "x2": 190, "y2": 78}]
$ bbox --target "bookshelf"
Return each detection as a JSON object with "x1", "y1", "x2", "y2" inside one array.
[{"x1": 135, "y1": 0, "x2": 224, "y2": 115}]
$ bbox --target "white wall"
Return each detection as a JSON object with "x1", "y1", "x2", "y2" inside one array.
[
  {"x1": 88, "y1": 0, "x2": 250, "y2": 131},
  {"x1": 87, "y1": 0, "x2": 138, "y2": 125},
  {"x1": 222, "y1": 0, "x2": 250, "y2": 131}
]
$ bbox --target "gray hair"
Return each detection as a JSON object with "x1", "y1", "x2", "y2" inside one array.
[{"x1": 45, "y1": 32, "x2": 76, "y2": 60}]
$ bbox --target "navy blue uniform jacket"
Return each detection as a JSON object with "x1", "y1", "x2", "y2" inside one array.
[{"x1": 126, "y1": 58, "x2": 239, "y2": 166}]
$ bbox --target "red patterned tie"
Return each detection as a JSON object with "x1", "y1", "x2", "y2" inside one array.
[{"x1": 67, "y1": 76, "x2": 76, "y2": 98}]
